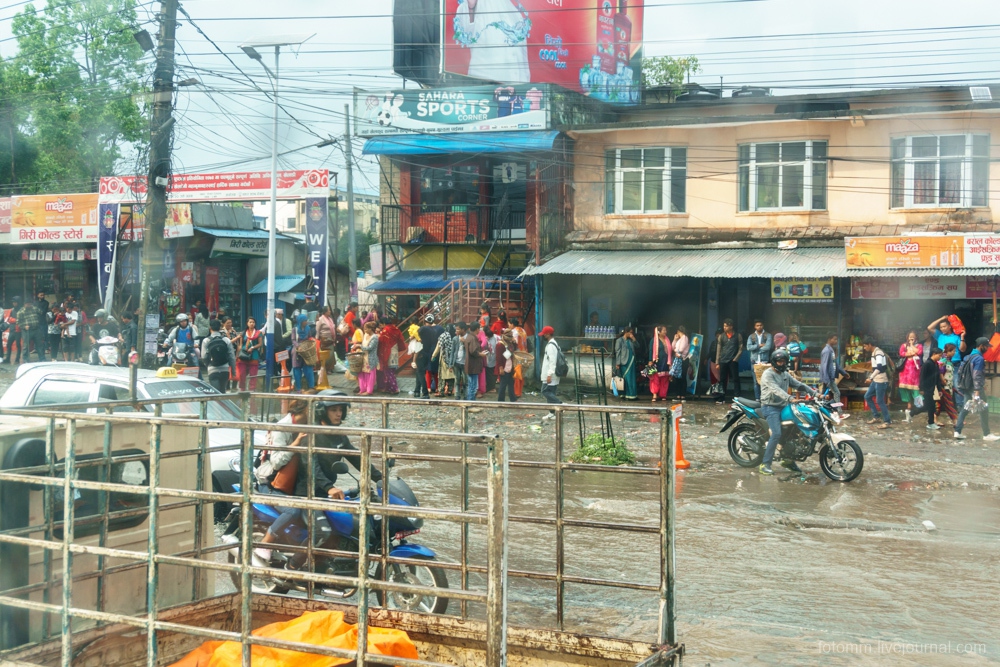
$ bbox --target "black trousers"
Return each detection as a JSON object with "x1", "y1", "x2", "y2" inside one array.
[
  {"x1": 719, "y1": 360, "x2": 741, "y2": 397},
  {"x1": 208, "y1": 371, "x2": 229, "y2": 394},
  {"x1": 911, "y1": 387, "x2": 937, "y2": 424},
  {"x1": 497, "y1": 373, "x2": 515, "y2": 402},
  {"x1": 6, "y1": 330, "x2": 20, "y2": 362},
  {"x1": 414, "y1": 355, "x2": 430, "y2": 397}
]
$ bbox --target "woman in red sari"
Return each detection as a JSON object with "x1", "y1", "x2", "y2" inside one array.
[{"x1": 377, "y1": 319, "x2": 406, "y2": 394}]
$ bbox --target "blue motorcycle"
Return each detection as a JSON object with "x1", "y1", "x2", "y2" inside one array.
[
  {"x1": 720, "y1": 396, "x2": 864, "y2": 482},
  {"x1": 222, "y1": 460, "x2": 449, "y2": 614}
]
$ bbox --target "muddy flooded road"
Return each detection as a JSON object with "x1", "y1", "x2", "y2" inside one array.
[{"x1": 217, "y1": 395, "x2": 1000, "y2": 665}]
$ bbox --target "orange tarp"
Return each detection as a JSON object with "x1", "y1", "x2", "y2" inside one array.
[{"x1": 169, "y1": 610, "x2": 419, "y2": 667}]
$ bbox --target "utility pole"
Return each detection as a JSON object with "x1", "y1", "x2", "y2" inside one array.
[
  {"x1": 136, "y1": 0, "x2": 178, "y2": 369},
  {"x1": 343, "y1": 104, "x2": 357, "y2": 301}
]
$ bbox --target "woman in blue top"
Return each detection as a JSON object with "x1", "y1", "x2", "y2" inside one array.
[
  {"x1": 927, "y1": 315, "x2": 965, "y2": 363},
  {"x1": 291, "y1": 314, "x2": 316, "y2": 392}
]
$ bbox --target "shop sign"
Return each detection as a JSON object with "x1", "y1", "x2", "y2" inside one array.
[
  {"x1": 10, "y1": 193, "x2": 99, "y2": 244},
  {"x1": 845, "y1": 235, "x2": 963, "y2": 269},
  {"x1": 98, "y1": 169, "x2": 330, "y2": 204},
  {"x1": 962, "y1": 235, "x2": 1000, "y2": 267},
  {"x1": 163, "y1": 203, "x2": 193, "y2": 239},
  {"x1": 354, "y1": 85, "x2": 548, "y2": 136},
  {"x1": 305, "y1": 197, "x2": 328, "y2": 304},
  {"x1": 771, "y1": 278, "x2": 834, "y2": 303},
  {"x1": 852, "y1": 277, "x2": 994, "y2": 300},
  {"x1": 205, "y1": 266, "x2": 220, "y2": 313},
  {"x1": 443, "y1": 0, "x2": 644, "y2": 105},
  {"x1": 0, "y1": 197, "x2": 10, "y2": 235},
  {"x1": 210, "y1": 237, "x2": 269, "y2": 257}
]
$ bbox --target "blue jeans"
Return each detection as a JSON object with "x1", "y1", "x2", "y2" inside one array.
[
  {"x1": 466, "y1": 373, "x2": 479, "y2": 400},
  {"x1": 864, "y1": 381, "x2": 890, "y2": 423},
  {"x1": 753, "y1": 377, "x2": 761, "y2": 400},
  {"x1": 292, "y1": 365, "x2": 315, "y2": 391},
  {"x1": 761, "y1": 405, "x2": 784, "y2": 466}
]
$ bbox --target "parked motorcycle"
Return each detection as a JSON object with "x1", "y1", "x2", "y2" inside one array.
[
  {"x1": 720, "y1": 396, "x2": 864, "y2": 482},
  {"x1": 88, "y1": 336, "x2": 121, "y2": 366},
  {"x1": 222, "y1": 460, "x2": 449, "y2": 614}
]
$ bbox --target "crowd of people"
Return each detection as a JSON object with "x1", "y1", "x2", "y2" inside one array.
[{"x1": 2, "y1": 293, "x2": 138, "y2": 365}]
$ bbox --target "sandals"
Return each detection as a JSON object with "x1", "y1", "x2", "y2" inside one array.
[
  {"x1": 866, "y1": 418, "x2": 879, "y2": 424},
  {"x1": 877, "y1": 423, "x2": 890, "y2": 430}
]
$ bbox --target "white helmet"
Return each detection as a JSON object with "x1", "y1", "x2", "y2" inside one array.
[{"x1": 175, "y1": 313, "x2": 189, "y2": 323}]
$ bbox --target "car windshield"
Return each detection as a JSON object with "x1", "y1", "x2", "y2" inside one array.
[{"x1": 141, "y1": 380, "x2": 243, "y2": 421}]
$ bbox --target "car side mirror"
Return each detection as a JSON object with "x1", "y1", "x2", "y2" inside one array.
[{"x1": 330, "y1": 460, "x2": 350, "y2": 475}]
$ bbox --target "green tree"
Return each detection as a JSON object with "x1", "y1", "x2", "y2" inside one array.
[
  {"x1": 336, "y1": 228, "x2": 377, "y2": 272},
  {"x1": 641, "y1": 55, "x2": 701, "y2": 99},
  {"x1": 0, "y1": 59, "x2": 38, "y2": 190},
  {"x1": 7, "y1": 0, "x2": 148, "y2": 193}
]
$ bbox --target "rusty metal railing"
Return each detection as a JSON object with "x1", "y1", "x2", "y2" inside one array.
[
  {"x1": 0, "y1": 400, "x2": 509, "y2": 667},
  {"x1": 0, "y1": 391, "x2": 680, "y2": 665}
]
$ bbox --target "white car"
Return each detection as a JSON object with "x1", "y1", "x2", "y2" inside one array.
[{"x1": 0, "y1": 363, "x2": 260, "y2": 519}]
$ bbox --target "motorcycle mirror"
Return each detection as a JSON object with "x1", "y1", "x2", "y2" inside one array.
[{"x1": 330, "y1": 460, "x2": 350, "y2": 475}]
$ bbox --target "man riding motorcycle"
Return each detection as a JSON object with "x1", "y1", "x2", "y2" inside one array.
[
  {"x1": 759, "y1": 348, "x2": 817, "y2": 476},
  {"x1": 164, "y1": 312, "x2": 198, "y2": 367}
]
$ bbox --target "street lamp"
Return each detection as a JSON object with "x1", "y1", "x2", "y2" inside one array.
[{"x1": 240, "y1": 33, "x2": 314, "y2": 394}]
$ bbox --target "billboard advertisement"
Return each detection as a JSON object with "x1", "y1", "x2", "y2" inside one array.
[
  {"x1": 845, "y1": 235, "x2": 964, "y2": 269},
  {"x1": 355, "y1": 85, "x2": 548, "y2": 136},
  {"x1": 10, "y1": 193, "x2": 99, "y2": 244},
  {"x1": 443, "y1": 0, "x2": 643, "y2": 104},
  {"x1": 770, "y1": 278, "x2": 834, "y2": 303},
  {"x1": 98, "y1": 169, "x2": 330, "y2": 204}
]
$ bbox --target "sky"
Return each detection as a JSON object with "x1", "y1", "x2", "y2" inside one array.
[{"x1": 2, "y1": 0, "x2": 1000, "y2": 187}]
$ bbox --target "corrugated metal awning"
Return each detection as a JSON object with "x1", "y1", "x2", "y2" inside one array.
[
  {"x1": 521, "y1": 247, "x2": 848, "y2": 278},
  {"x1": 844, "y1": 267, "x2": 997, "y2": 276},
  {"x1": 248, "y1": 275, "x2": 306, "y2": 295}
]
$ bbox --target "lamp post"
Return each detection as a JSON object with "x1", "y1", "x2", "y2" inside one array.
[{"x1": 240, "y1": 34, "x2": 313, "y2": 394}]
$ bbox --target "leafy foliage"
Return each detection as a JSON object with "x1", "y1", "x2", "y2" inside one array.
[
  {"x1": 641, "y1": 56, "x2": 701, "y2": 98},
  {"x1": 568, "y1": 433, "x2": 637, "y2": 466},
  {"x1": 2, "y1": 0, "x2": 149, "y2": 193},
  {"x1": 336, "y1": 228, "x2": 378, "y2": 272}
]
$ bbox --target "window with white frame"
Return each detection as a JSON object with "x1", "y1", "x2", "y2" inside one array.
[
  {"x1": 738, "y1": 140, "x2": 828, "y2": 212},
  {"x1": 605, "y1": 147, "x2": 686, "y2": 214},
  {"x1": 891, "y1": 134, "x2": 989, "y2": 209}
]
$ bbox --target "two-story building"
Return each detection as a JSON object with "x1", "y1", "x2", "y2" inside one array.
[{"x1": 523, "y1": 85, "x2": 1000, "y2": 386}]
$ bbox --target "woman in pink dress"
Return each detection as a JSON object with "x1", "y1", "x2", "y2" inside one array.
[{"x1": 898, "y1": 330, "x2": 923, "y2": 422}]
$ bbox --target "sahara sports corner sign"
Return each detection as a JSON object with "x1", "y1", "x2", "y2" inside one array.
[
  {"x1": 443, "y1": 0, "x2": 644, "y2": 105},
  {"x1": 354, "y1": 85, "x2": 548, "y2": 136}
]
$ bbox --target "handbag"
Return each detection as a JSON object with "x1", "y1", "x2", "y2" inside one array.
[
  {"x1": 612, "y1": 376, "x2": 625, "y2": 393},
  {"x1": 913, "y1": 394, "x2": 925, "y2": 409},
  {"x1": 669, "y1": 356, "x2": 683, "y2": 378},
  {"x1": 710, "y1": 382, "x2": 724, "y2": 395},
  {"x1": 270, "y1": 453, "x2": 300, "y2": 494}
]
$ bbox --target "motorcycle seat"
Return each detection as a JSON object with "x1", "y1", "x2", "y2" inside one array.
[{"x1": 735, "y1": 397, "x2": 762, "y2": 409}]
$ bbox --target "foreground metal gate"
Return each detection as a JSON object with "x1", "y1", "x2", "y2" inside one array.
[{"x1": 0, "y1": 393, "x2": 682, "y2": 667}]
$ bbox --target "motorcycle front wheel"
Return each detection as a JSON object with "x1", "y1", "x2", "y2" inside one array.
[
  {"x1": 818, "y1": 439, "x2": 864, "y2": 482},
  {"x1": 375, "y1": 558, "x2": 450, "y2": 615},
  {"x1": 728, "y1": 423, "x2": 765, "y2": 468},
  {"x1": 227, "y1": 527, "x2": 289, "y2": 594}
]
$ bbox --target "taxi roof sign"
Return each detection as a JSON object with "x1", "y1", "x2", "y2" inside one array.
[{"x1": 156, "y1": 367, "x2": 178, "y2": 378}]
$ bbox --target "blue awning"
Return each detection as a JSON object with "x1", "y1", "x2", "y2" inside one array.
[
  {"x1": 195, "y1": 227, "x2": 298, "y2": 241},
  {"x1": 364, "y1": 270, "x2": 480, "y2": 294},
  {"x1": 362, "y1": 131, "x2": 560, "y2": 156},
  {"x1": 248, "y1": 275, "x2": 307, "y2": 295}
]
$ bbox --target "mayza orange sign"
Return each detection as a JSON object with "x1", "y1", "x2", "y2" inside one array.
[
  {"x1": 10, "y1": 194, "x2": 99, "y2": 244},
  {"x1": 845, "y1": 236, "x2": 964, "y2": 269}
]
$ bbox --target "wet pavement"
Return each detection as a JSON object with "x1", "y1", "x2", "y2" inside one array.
[{"x1": 3, "y1": 363, "x2": 998, "y2": 665}]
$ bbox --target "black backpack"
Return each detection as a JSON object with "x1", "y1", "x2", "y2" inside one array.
[
  {"x1": 549, "y1": 340, "x2": 569, "y2": 378},
  {"x1": 957, "y1": 356, "x2": 975, "y2": 393},
  {"x1": 205, "y1": 336, "x2": 230, "y2": 367}
]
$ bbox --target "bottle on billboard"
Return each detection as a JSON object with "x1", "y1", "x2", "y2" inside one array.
[
  {"x1": 597, "y1": 0, "x2": 617, "y2": 74},
  {"x1": 614, "y1": 0, "x2": 632, "y2": 67}
]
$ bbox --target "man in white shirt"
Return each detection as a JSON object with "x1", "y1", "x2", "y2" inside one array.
[
  {"x1": 539, "y1": 326, "x2": 562, "y2": 421},
  {"x1": 62, "y1": 305, "x2": 79, "y2": 361}
]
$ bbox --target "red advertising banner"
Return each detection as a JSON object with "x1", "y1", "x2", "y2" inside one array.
[
  {"x1": 98, "y1": 169, "x2": 330, "y2": 204},
  {"x1": 205, "y1": 266, "x2": 220, "y2": 314},
  {"x1": 0, "y1": 197, "x2": 10, "y2": 234},
  {"x1": 444, "y1": 0, "x2": 644, "y2": 104}
]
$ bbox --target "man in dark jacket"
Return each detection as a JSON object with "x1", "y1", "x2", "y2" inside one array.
[
  {"x1": 716, "y1": 318, "x2": 742, "y2": 404},
  {"x1": 464, "y1": 321, "x2": 484, "y2": 401},
  {"x1": 954, "y1": 337, "x2": 1000, "y2": 441},
  {"x1": 16, "y1": 299, "x2": 46, "y2": 363},
  {"x1": 911, "y1": 347, "x2": 943, "y2": 429},
  {"x1": 415, "y1": 314, "x2": 443, "y2": 399}
]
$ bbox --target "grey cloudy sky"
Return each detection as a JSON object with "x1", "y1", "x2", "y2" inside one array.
[{"x1": 4, "y1": 0, "x2": 999, "y2": 185}]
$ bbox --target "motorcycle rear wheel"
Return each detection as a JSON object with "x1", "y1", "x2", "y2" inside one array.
[
  {"x1": 227, "y1": 528, "x2": 289, "y2": 594},
  {"x1": 819, "y1": 439, "x2": 864, "y2": 482},
  {"x1": 728, "y1": 423, "x2": 765, "y2": 468},
  {"x1": 375, "y1": 558, "x2": 450, "y2": 615}
]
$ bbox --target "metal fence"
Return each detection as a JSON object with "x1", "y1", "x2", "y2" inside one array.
[{"x1": 0, "y1": 392, "x2": 680, "y2": 666}]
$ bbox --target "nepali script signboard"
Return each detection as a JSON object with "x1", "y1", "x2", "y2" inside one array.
[
  {"x1": 98, "y1": 170, "x2": 330, "y2": 204},
  {"x1": 10, "y1": 194, "x2": 99, "y2": 244}
]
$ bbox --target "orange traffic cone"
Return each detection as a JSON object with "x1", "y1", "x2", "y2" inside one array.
[{"x1": 672, "y1": 405, "x2": 691, "y2": 470}]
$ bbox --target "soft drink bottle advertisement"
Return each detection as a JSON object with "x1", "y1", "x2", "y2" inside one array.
[{"x1": 445, "y1": 0, "x2": 644, "y2": 104}]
